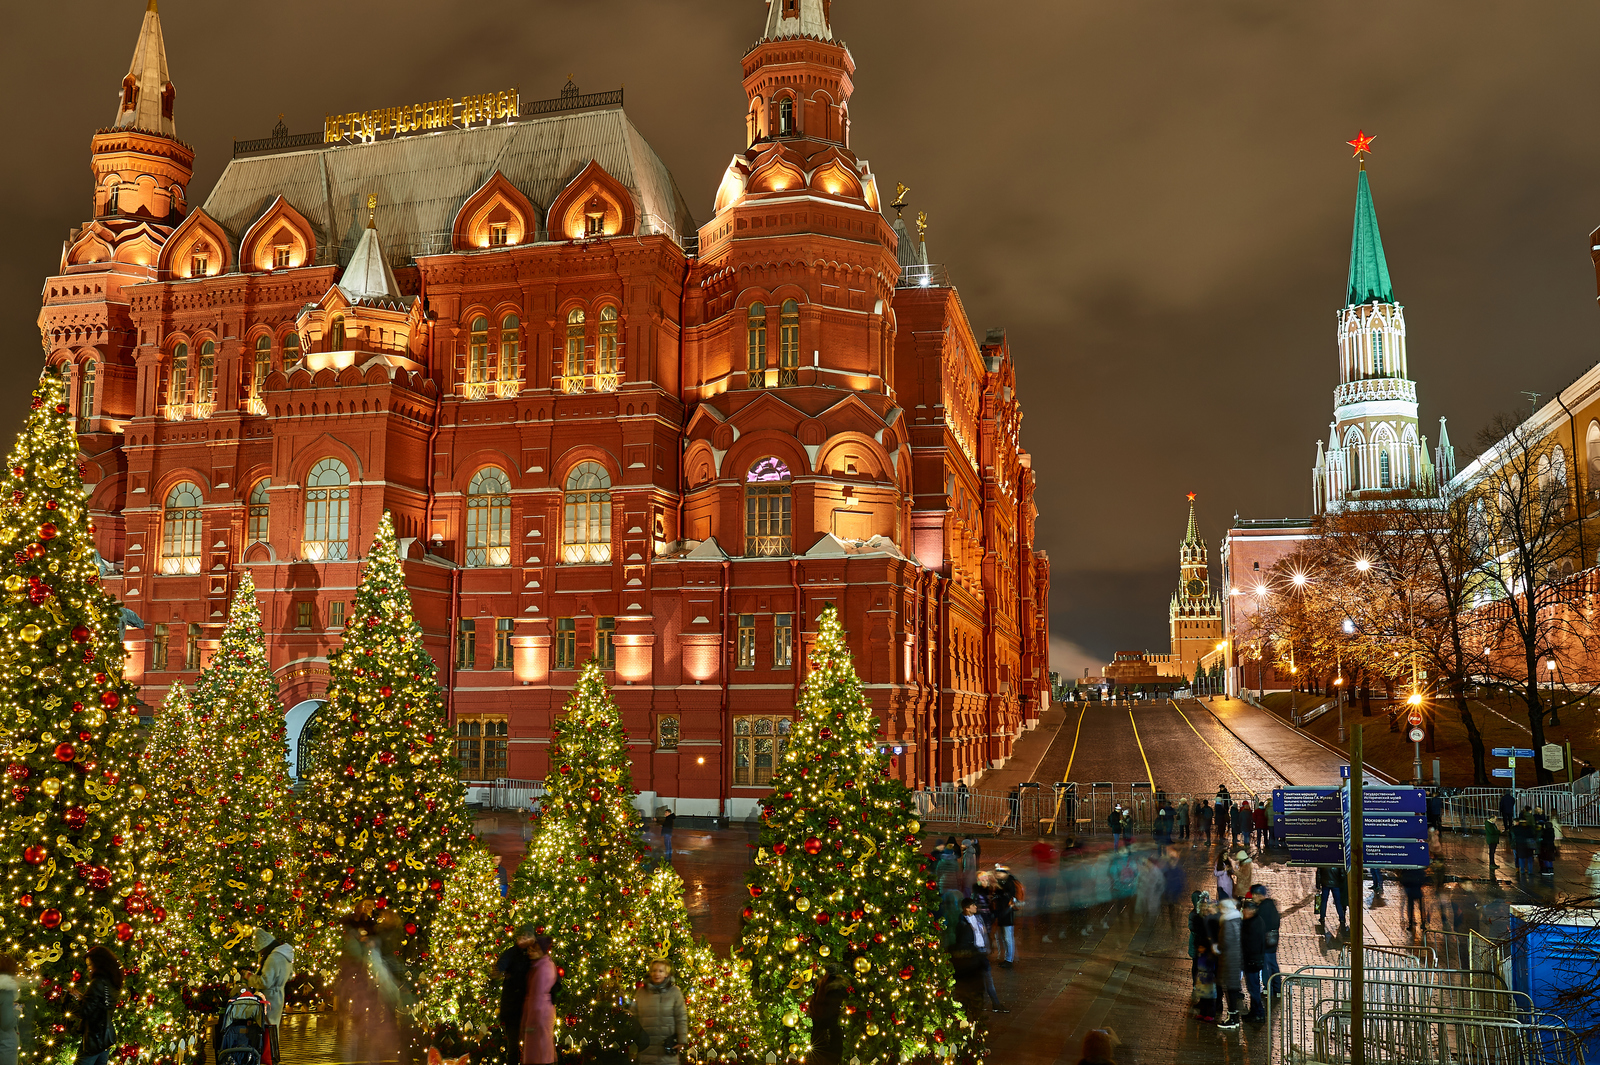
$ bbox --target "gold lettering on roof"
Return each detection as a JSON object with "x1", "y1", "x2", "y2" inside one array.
[{"x1": 324, "y1": 89, "x2": 520, "y2": 145}]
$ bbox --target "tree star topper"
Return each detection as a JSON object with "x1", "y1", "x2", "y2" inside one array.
[{"x1": 1347, "y1": 129, "x2": 1376, "y2": 159}]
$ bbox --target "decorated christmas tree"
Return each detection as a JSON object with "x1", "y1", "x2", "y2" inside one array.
[
  {"x1": 167, "y1": 572, "x2": 299, "y2": 986},
  {"x1": 413, "y1": 844, "x2": 509, "y2": 1042},
  {"x1": 135, "y1": 683, "x2": 204, "y2": 884},
  {"x1": 511, "y1": 661, "x2": 708, "y2": 1058},
  {"x1": 298, "y1": 512, "x2": 466, "y2": 991},
  {"x1": 738, "y1": 608, "x2": 976, "y2": 1064},
  {"x1": 0, "y1": 370, "x2": 184, "y2": 1057},
  {"x1": 681, "y1": 939, "x2": 768, "y2": 1062}
]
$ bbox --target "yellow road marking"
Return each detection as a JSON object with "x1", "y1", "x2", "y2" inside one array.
[
  {"x1": 1169, "y1": 699, "x2": 1249, "y2": 789},
  {"x1": 1052, "y1": 703, "x2": 1089, "y2": 823},
  {"x1": 1128, "y1": 709, "x2": 1156, "y2": 790}
]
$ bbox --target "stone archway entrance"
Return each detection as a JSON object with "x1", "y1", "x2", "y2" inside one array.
[{"x1": 285, "y1": 698, "x2": 325, "y2": 782}]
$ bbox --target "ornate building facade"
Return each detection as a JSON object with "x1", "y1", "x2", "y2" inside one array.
[
  {"x1": 41, "y1": 0, "x2": 1050, "y2": 814},
  {"x1": 1168, "y1": 496, "x2": 1222, "y2": 679}
]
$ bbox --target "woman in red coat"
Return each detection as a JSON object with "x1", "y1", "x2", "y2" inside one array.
[{"x1": 522, "y1": 936, "x2": 557, "y2": 1065}]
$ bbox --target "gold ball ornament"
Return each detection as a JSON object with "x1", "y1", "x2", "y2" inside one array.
[
  {"x1": 783, "y1": 937, "x2": 801, "y2": 953},
  {"x1": 866, "y1": 1023, "x2": 880, "y2": 1037},
  {"x1": 908, "y1": 820, "x2": 921, "y2": 834},
  {"x1": 854, "y1": 956, "x2": 872, "y2": 974},
  {"x1": 130, "y1": 784, "x2": 146, "y2": 801},
  {"x1": 260, "y1": 868, "x2": 273, "y2": 882},
  {"x1": 40, "y1": 778, "x2": 61, "y2": 797},
  {"x1": 795, "y1": 897, "x2": 811, "y2": 912},
  {"x1": 2, "y1": 575, "x2": 20, "y2": 592},
  {"x1": 781, "y1": 1011, "x2": 800, "y2": 1028},
  {"x1": 20, "y1": 624, "x2": 42, "y2": 643},
  {"x1": 83, "y1": 708, "x2": 105, "y2": 727}
]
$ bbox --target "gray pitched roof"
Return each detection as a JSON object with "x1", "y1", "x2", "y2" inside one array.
[
  {"x1": 202, "y1": 107, "x2": 695, "y2": 270},
  {"x1": 340, "y1": 223, "x2": 402, "y2": 302}
]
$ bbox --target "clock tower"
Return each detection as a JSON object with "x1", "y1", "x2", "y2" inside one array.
[{"x1": 1170, "y1": 494, "x2": 1223, "y2": 681}]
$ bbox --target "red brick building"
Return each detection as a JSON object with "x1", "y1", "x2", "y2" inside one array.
[{"x1": 42, "y1": 0, "x2": 1050, "y2": 815}]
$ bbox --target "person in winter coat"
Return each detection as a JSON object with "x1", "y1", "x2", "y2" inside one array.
[
  {"x1": 521, "y1": 936, "x2": 557, "y2": 1065},
  {"x1": 1197, "y1": 800, "x2": 1214, "y2": 845},
  {"x1": 1398, "y1": 867, "x2": 1427, "y2": 930},
  {"x1": 1192, "y1": 943, "x2": 1220, "y2": 1022},
  {"x1": 1215, "y1": 899, "x2": 1244, "y2": 1029},
  {"x1": 1176, "y1": 799, "x2": 1191, "y2": 842},
  {"x1": 1154, "y1": 804, "x2": 1173, "y2": 845},
  {"x1": 992, "y1": 865, "x2": 1023, "y2": 967},
  {"x1": 69, "y1": 946, "x2": 121, "y2": 1065},
  {"x1": 1230, "y1": 802, "x2": 1251, "y2": 849},
  {"x1": 1212, "y1": 852, "x2": 1234, "y2": 899},
  {"x1": 1498, "y1": 789, "x2": 1515, "y2": 831},
  {"x1": 496, "y1": 927, "x2": 536, "y2": 1061},
  {"x1": 1253, "y1": 884, "x2": 1282, "y2": 997},
  {"x1": 1234, "y1": 850, "x2": 1255, "y2": 899},
  {"x1": 1107, "y1": 805, "x2": 1125, "y2": 848},
  {"x1": 1251, "y1": 805, "x2": 1269, "y2": 850},
  {"x1": 1214, "y1": 786, "x2": 1233, "y2": 842},
  {"x1": 633, "y1": 959, "x2": 688, "y2": 1065},
  {"x1": 1238, "y1": 899, "x2": 1268, "y2": 1022},
  {"x1": 973, "y1": 872, "x2": 998, "y2": 936},
  {"x1": 253, "y1": 930, "x2": 294, "y2": 1065},
  {"x1": 1538, "y1": 817, "x2": 1557, "y2": 876},
  {"x1": 953, "y1": 898, "x2": 1008, "y2": 1012},
  {"x1": 1315, "y1": 866, "x2": 1347, "y2": 929},
  {"x1": 1484, "y1": 817, "x2": 1501, "y2": 870},
  {"x1": 0, "y1": 954, "x2": 22, "y2": 1065}
]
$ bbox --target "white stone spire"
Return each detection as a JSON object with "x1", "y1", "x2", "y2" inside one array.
[
  {"x1": 339, "y1": 209, "x2": 401, "y2": 302},
  {"x1": 114, "y1": 0, "x2": 177, "y2": 138},
  {"x1": 764, "y1": 0, "x2": 834, "y2": 40}
]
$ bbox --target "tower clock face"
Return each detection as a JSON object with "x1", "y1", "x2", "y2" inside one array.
[{"x1": 1187, "y1": 579, "x2": 1205, "y2": 597}]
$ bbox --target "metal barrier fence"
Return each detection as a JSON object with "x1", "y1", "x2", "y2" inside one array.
[
  {"x1": 488, "y1": 778, "x2": 545, "y2": 812},
  {"x1": 1444, "y1": 785, "x2": 1600, "y2": 831},
  {"x1": 1322, "y1": 1008, "x2": 1584, "y2": 1065},
  {"x1": 918, "y1": 785, "x2": 1278, "y2": 840}
]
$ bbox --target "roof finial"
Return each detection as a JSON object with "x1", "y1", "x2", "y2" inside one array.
[
  {"x1": 148, "y1": 0, "x2": 158, "y2": 10},
  {"x1": 916, "y1": 210, "x2": 928, "y2": 244},
  {"x1": 891, "y1": 182, "x2": 910, "y2": 220},
  {"x1": 367, "y1": 193, "x2": 377, "y2": 228},
  {"x1": 1347, "y1": 129, "x2": 1375, "y2": 172}
]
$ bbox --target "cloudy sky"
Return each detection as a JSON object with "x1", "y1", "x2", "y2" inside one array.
[{"x1": 2, "y1": 1, "x2": 1597, "y2": 666}]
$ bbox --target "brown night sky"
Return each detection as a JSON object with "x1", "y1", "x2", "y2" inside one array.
[{"x1": 2, "y1": 1, "x2": 1598, "y2": 672}]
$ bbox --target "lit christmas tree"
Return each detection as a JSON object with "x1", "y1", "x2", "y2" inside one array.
[
  {"x1": 0, "y1": 370, "x2": 183, "y2": 1058},
  {"x1": 511, "y1": 661, "x2": 705, "y2": 1058},
  {"x1": 171, "y1": 571, "x2": 299, "y2": 986},
  {"x1": 738, "y1": 608, "x2": 976, "y2": 1064},
  {"x1": 299, "y1": 512, "x2": 466, "y2": 992},
  {"x1": 413, "y1": 844, "x2": 508, "y2": 1042},
  {"x1": 135, "y1": 683, "x2": 204, "y2": 885},
  {"x1": 681, "y1": 940, "x2": 769, "y2": 1063}
]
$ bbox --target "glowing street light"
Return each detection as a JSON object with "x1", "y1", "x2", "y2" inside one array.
[{"x1": 1355, "y1": 557, "x2": 1372, "y2": 573}]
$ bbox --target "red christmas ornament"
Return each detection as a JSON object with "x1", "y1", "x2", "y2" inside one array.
[
  {"x1": 819, "y1": 727, "x2": 833, "y2": 739},
  {"x1": 429, "y1": 879, "x2": 442, "y2": 892},
  {"x1": 4, "y1": 764, "x2": 25, "y2": 782},
  {"x1": 27, "y1": 584, "x2": 49, "y2": 605},
  {"x1": 772, "y1": 842, "x2": 787, "y2": 856},
  {"x1": 65, "y1": 807, "x2": 89, "y2": 831},
  {"x1": 52, "y1": 743, "x2": 74, "y2": 763},
  {"x1": 741, "y1": 906, "x2": 753, "y2": 920},
  {"x1": 803, "y1": 837, "x2": 822, "y2": 855},
  {"x1": 341, "y1": 879, "x2": 355, "y2": 892},
  {"x1": 99, "y1": 692, "x2": 120, "y2": 709},
  {"x1": 151, "y1": 907, "x2": 166, "y2": 923},
  {"x1": 380, "y1": 686, "x2": 392, "y2": 698},
  {"x1": 815, "y1": 911, "x2": 831, "y2": 924},
  {"x1": 22, "y1": 846, "x2": 46, "y2": 865},
  {"x1": 404, "y1": 922, "x2": 418, "y2": 936},
  {"x1": 124, "y1": 895, "x2": 146, "y2": 915},
  {"x1": 17, "y1": 894, "x2": 30, "y2": 908},
  {"x1": 115, "y1": 922, "x2": 133, "y2": 942},
  {"x1": 40, "y1": 909, "x2": 61, "y2": 929},
  {"x1": 748, "y1": 885, "x2": 764, "y2": 898},
  {"x1": 10, "y1": 787, "x2": 28, "y2": 804},
  {"x1": 70, "y1": 626, "x2": 90, "y2": 644},
  {"x1": 587, "y1": 787, "x2": 602, "y2": 802},
  {"x1": 558, "y1": 764, "x2": 572, "y2": 775},
  {"x1": 37, "y1": 523, "x2": 57, "y2": 541},
  {"x1": 899, "y1": 965, "x2": 914, "y2": 980},
  {"x1": 385, "y1": 861, "x2": 400, "y2": 873}
]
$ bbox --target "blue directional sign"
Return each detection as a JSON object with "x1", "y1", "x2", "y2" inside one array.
[
  {"x1": 1340, "y1": 764, "x2": 1351, "y2": 779},
  {"x1": 1282, "y1": 812, "x2": 1343, "y2": 836},
  {"x1": 1492, "y1": 747, "x2": 1515, "y2": 757},
  {"x1": 1492, "y1": 767, "x2": 1515, "y2": 779},
  {"x1": 1514, "y1": 748, "x2": 1535, "y2": 759},
  {"x1": 1358, "y1": 787, "x2": 1427, "y2": 815},
  {"x1": 1362, "y1": 813, "x2": 1427, "y2": 839},
  {"x1": 1286, "y1": 838, "x2": 1346, "y2": 865},
  {"x1": 1274, "y1": 786, "x2": 1342, "y2": 815},
  {"x1": 1362, "y1": 838, "x2": 1431, "y2": 867}
]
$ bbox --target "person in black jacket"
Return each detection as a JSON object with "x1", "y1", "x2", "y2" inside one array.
[
  {"x1": 70, "y1": 945, "x2": 121, "y2": 1065},
  {"x1": 1253, "y1": 884, "x2": 1282, "y2": 999},
  {"x1": 1197, "y1": 800, "x2": 1214, "y2": 845},
  {"x1": 1238, "y1": 899, "x2": 1268, "y2": 1021},
  {"x1": 951, "y1": 899, "x2": 1008, "y2": 1013},
  {"x1": 495, "y1": 926, "x2": 537, "y2": 1063}
]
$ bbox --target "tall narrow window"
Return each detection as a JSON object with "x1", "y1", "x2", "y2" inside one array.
[
  {"x1": 197, "y1": 340, "x2": 216, "y2": 411},
  {"x1": 500, "y1": 314, "x2": 521, "y2": 388},
  {"x1": 495, "y1": 618, "x2": 514, "y2": 670},
  {"x1": 774, "y1": 613, "x2": 794, "y2": 669},
  {"x1": 466, "y1": 467, "x2": 512, "y2": 567},
  {"x1": 160, "y1": 482, "x2": 203, "y2": 574},
  {"x1": 555, "y1": 618, "x2": 577, "y2": 670},
  {"x1": 779, "y1": 98, "x2": 795, "y2": 136},
  {"x1": 1371, "y1": 331, "x2": 1385, "y2": 375},
  {"x1": 170, "y1": 342, "x2": 189, "y2": 410},
  {"x1": 596, "y1": 617, "x2": 616, "y2": 670},
  {"x1": 597, "y1": 305, "x2": 620, "y2": 388},
  {"x1": 273, "y1": 244, "x2": 292, "y2": 269},
  {"x1": 78, "y1": 361, "x2": 96, "y2": 430},
  {"x1": 565, "y1": 308, "x2": 586, "y2": 383},
  {"x1": 456, "y1": 719, "x2": 483, "y2": 778},
  {"x1": 457, "y1": 618, "x2": 477, "y2": 669},
  {"x1": 329, "y1": 316, "x2": 346, "y2": 351},
  {"x1": 302, "y1": 458, "x2": 351, "y2": 561},
  {"x1": 152, "y1": 624, "x2": 170, "y2": 672},
  {"x1": 779, "y1": 299, "x2": 800, "y2": 385},
  {"x1": 191, "y1": 247, "x2": 210, "y2": 277},
  {"x1": 247, "y1": 479, "x2": 270, "y2": 543},
  {"x1": 329, "y1": 601, "x2": 346, "y2": 629},
  {"x1": 281, "y1": 332, "x2": 301, "y2": 372},
  {"x1": 747, "y1": 303, "x2": 767, "y2": 388},
  {"x1": 733, "y1": 716, "x2": 792, "y2": 786},
  {"x1": 455, "y1": 717, "x2": 508, "y2": 780},
  {"x1": 253, "y1": 336, "x2": 272, "y2": 396},
  {"x1": 296, "y1": 602, "x2": 314, "y2": 629},
  {"x1": 490, "y1": 222, "x2": 508, "y2": 247},
  {"x1": 468, "y1": 316, "x2": 489, "y2": 387},
  {"x1": 737, "y1": 615, "x2": 756, "y2": 670},
  {"x1": 745, "y1": 457, "x2": 793, "y2": 557},
  {"x1": 562, "y1": 462, "x2": 613, "y2": 564},
  {"x1": 1379, "y1": 449, "x2": 1392, "y2": 489},
  {"x1": 186, "y1": 623, "x2": 202, "y2": 670}
]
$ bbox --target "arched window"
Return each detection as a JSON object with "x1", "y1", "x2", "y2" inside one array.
[
  {"x1": 281, "y1": 331, "x2": 301, "y2": 372},
  {"x1": 597, "y1": 306, "x2": 620, "y2": 387},
  {"x1": 746, "y1": 457, "x2": 792, "y2": 557},
  {"x1": 779, "y1": 299, "x2": 800, "y2": 385},
  {"x1": 197, "y1": 340, "x2": 216, "y2": 412},
  {"x1": 78, "y1": 360, "x2": 96, "y2": 430},
  {"x1": 564, "y1": 308, "x2": 586, "y2": 387},
  {"x1": 160, "y1": 482, "x2": 203, "y2": 574},
  {"x1": 500, "y1": 314, "x2": 521, "y2": 387},
  {"x1": 329, "y1": 316, "x2": 346, "y2": 351},
  {"x1": 778, "y1": 98, "x2": 795, "y2": 136},
  {"x1": 468, "y1": 316, "x2": 489, "y2": 387},
  {"x1": 253, "y1": 336, "x2": 272, "y2": 396},
  {"x1": 562, "y1": 462, "x2": 612, "y2": 564},
  {"x1": 1587, "y1": 421, "x2": 1600, "y2": 501},
  {"x1": 466, "y1": 467, "x2": 512, "y2": 567},
  {"x1": 1371, "y1": 331, "x2": 1385, "y2": 375},
  {"x1": 248, "y1": 479, "x2": 270, "y2": 543},
  {"x1": 1379, "y1": 449, "x2": 1392, "y2": 489},
  {"x1": 170, "y1": 342, "x2": 189, "y2": 409},
  {"x1": 747, "y1": 303, "x2": 767, "y2": 388},
  {"x1": 302, "y1": 459, "x2": 351, "y2": 561}
]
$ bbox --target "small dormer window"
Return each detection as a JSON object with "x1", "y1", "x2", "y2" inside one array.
[
  {"x1": 779, "y1": 98, "x2": 795, "y2": 136},
  {"x1": 121, "y1": 75, "x2": 137, "y2": 112},
  {"x1": 584, "y1": 198, "x2": 606, "y2": 238},
  {"x1": 161, "y1": 82, "x2": 176, "y2": 121},
  {"x1": 490, "y1": 223, "x2": 509, "y2": 247},
  {"x1": 190, "y1": 248, "x2": 209, "y2": 277},
  {"x1": 274, "y1": 245, "x2": 291, "y2": 269},
  {"x1": 329, "y1": 316, "x2": 346, "y2": 351}
]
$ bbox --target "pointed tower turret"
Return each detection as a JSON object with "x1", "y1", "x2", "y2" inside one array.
[
  {"x1": 1436, "y1": 416, "x2": 1457, "y2": 483},
  {"x1": 1170, "y1": 494, "x2": 1223, "y2": 681},
  {"x1": 1347, "y1": 169, "x2": 1394, "y2": 307},
  {"x1": 295, "y1": 203, "x2": 422, "y2": 364},
  {"x1": 338, "y1": 212, "x2": 403, "y2": 303},
  {"x1": 115, "y1": 0, "x2": 177, "y2": 138},
  {"x1": 764, "y1": 0, "x2": 833, "y2": 40}
]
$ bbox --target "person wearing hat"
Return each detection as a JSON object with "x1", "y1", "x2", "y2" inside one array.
[
  {"x1": 1107, "y1": 804, "x2": 1125, "y2": 848},
  {"x1": 253, "y1": 929, "x2": 293, "y2": 1064},
  {"x1": 992, "y1": 864, "x2": 1024, "y2": 968},
  {"x1": 1215, "y1": 898, "x2": 1244, "y2": 1029},
  {"x1": 632, "y1": 958, "x2": 688, "y2": 1064},
  {"x1": 1235, "y1": 850, "x2": 1254, "y2": 899}
]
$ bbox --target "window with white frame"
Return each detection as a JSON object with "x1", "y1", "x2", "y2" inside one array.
[
  {"x1": 160, "y1": 482, "x2": 203, "y2": 574},
  {"x1": 562, "y1": 462, "x2": 612, "y2": 564},
  {"x1": 466, "y1": 467, "x2": 512, "y2": 567},
  {"x1": 302, "y1": 459, "x2": 350, "y2": 561}
]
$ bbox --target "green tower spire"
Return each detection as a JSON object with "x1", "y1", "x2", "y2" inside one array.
[{"x1": 1346, "y1": 168, "x2": 1395, "y2": 307}]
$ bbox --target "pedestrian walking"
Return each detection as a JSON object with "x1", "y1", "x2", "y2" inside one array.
[
  {"x1": 1176, "y1": 798, "x2": 1191, "y2": 842},
  {"x1": 1108, "y1": 804, "x2": 1125, "y2": 848},
  {"x1": 1426, "y1": 792, "x2": 1444, "y2": 839},
  {"x1": 1215, "y1": 785, "x2": 1233, "y2": 842},
  {"x1": 974, "y1": 871, "x2": 998, "y2": 939},
  {"x1": 1498, "y1": 789, "x2": 1515, "y2": 831},
  {"x1": 496, "y1": 927, "x2": 536, "y2": 1065},
  {"x1": 993, "y1": 864, "x2": 1023, "y2": 967},
  {"x1": 1399, "y1": 867, "x2": 1427, "y2": 931},
  {"x1": 1031, "y1": 838, "x2": 1060, "y2": 941},
  {"x1": 952, "y1": 898, "x2": 1009, "y2": 1013},
  {"x1": 1253, "y1": 884, "x2": 1281, "y2": 1001},
  {"x1": 957, "y1": 781, "x2": 970, "y2": 820},
  {"x1": 1154, "y1": 803, "x2": 1173, "y2": 845},
  {"x1": 632, "y1": 959, "x2": 687, "y2": 1065},
  {"x1": 494, "y1": 853, "x2": 511, "y2": 897},
  {"x1": 1251, "y1": 804, "x2": 1268, "y2": 850},
  {"x1": 1239, "y1": 898, "x2": 1267, "y2": 1022},
  {"x1": 1315, "y1": 866, "x2": 1347, "y2": 929},
  {"x1": 69, "y1": 946, "x2": 120, "y2": 1065},
  {"x1": 1215, "y1": 899, "x2": 1244, "y2": 1029},
  {"x1": 961, "y1": 834, "x2": 979, "y2": 893},
  {"x1": 1212, "y1": 852, "x2": 1234, "y2": 900},
  {"x1": 1512, "y1": 814, "x2": 1535, "y2": 879},
  {"x1": 0, "y1": 955, "x2": 22, "y2": 1065},
  {"x1": 1369, "y1": 865, "x2": 1385, "y2": 899},
  {"x1": 521, "y1": 936, "x2": 558, "y2": 1065},
  {"x1": 1192, "y1": 943, "x2": 1220, "y2": 1022},
  {"x1": 253, "y1": 930, "x2": 293, "y2": 1065},
  {"x1": 1234, "y1": 850, "x2": 1254, "y2": 899},
  {"x1": 1230, "y1": 801, "x2": 1251, "y2": 850},
  {"x1": 1484, "y1": 817, "x2": 1501, "y2": 871},
  {"x1": 1007, "y1": 786, "x2": 1022, "y2": 832},
  {"x1": 1538, "y1": 816, "x2": 1557, "y2": 877},
  {"x1": 1197, "y1": 799, "x2": 1214, "y2": 846},
  {"x1": 659, "y1": 807, "x2": 676, "y2": 860}
]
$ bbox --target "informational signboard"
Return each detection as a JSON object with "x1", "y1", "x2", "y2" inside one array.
[
  {"x1": 1515, "y1": 748, "x2": 1536, "y2": 759},
  {"x1": 1276, "y1": 786, "x2": 1343, "y2": 868},
  {"x1": 1542, "y1": 744, "x2": 1565, "y2": 772},
  {"x1": 1493, "y1": 768, "x2": 1515, "y2": 779},
  {"x1": 1339, "y1": 783, "x2": 1430, "y2": 870},
  {"x1": 1285, "y1": 838, "x2": 1346, "y2": 865}
]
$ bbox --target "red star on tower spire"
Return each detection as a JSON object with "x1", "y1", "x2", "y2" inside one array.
[
  {"x1": 1187, "y1": 492, "x2": 1197, "y2": 502},
  {"x1": 1347, "y1": 129, "x2": 1376, "y2": 165}
]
